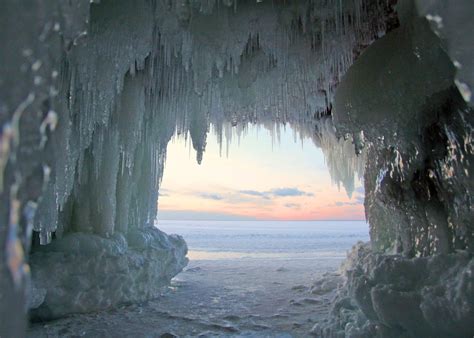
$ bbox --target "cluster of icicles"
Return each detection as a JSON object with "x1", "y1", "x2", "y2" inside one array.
[{"x1": 32, "y1": 0, "x2": 388, "y2": 243}]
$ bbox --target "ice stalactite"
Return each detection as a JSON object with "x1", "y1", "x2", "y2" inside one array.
[{"x1": 30, "y1": 0, "x2": 386, "y2": 245}]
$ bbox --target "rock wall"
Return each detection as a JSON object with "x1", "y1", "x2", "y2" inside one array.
[
  {"x1": 334, "y1": 0, "x2": 473, "y2": 256},
  {"x1": 319, "y1": 0, "x2": 473, "y2": 336}
]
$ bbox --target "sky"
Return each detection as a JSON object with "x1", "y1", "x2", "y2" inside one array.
[{"x1": 157, "y1": 124, "x2": 365, "y2": 221}]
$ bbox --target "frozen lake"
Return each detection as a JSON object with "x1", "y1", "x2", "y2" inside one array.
[
  {"x1": 29, "y1": 221, "x2": 369, "y2": 337},
  {"x1": 157, "y1": 220, "x2": 369, "y2": 260}
]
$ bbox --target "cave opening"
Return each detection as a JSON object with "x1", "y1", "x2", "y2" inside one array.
[
  {"x1": 158, "y1": 124, "x2": 366, "y2": 222},
  {"x1": 148, "y1": 124, "x2": 371, "y2": 336}
]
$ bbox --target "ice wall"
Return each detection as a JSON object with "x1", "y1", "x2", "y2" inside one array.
[
  {"x1": 0, "y1": 1, "x2": 91, "y2": 334},
  {"x1": 315, "y1": 1, "x2": 473, "y2": 336},
  {"x1": 334, "y1": 0, "x2": 473, "y2": 257}
]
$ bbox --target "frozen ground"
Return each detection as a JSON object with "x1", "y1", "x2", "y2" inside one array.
[{"x1": 28, "y1": 221, "x2": 368, "y2": 337}]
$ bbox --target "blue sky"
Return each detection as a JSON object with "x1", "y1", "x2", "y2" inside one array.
[{"x1": 157, "y1": 124, "x2": 365, "y2": 221}]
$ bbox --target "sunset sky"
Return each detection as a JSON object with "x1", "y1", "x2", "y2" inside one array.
[{"x1": 157, "y1": 125, "x2": 365, "y2": 221}]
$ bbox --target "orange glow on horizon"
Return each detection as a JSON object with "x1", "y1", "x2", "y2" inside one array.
[{"x1": 158, "y1": 125, "x2": 365, "y2": 221}]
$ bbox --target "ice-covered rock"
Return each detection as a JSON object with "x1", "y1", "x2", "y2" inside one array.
[
  {"x1": 317, "y1": 243, "x2": 474, "y2": 337},
  {"x1": 29, "y1": 227, "x2": 187, "y2": 320},
  {"x1": 334, "y1": 0, "x2": 473, "y2": 257},
  {"x1": 317, "y1": 2, "x2": 473, "y2": 335}
]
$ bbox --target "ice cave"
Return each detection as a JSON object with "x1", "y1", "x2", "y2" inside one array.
[{"x1": 0, "y1": 0, "x2": 473, "y2": 337}]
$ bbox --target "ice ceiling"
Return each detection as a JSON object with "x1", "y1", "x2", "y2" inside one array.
[
  {"x1": 0, "y1": 0, "x2": 473, "y2": 337},
  {"x1": 25, "y1": 0, "x2": 387, "y2": 243}
]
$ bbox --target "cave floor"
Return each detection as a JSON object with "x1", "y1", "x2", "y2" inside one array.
[{"x1": 28, "y1": 257, "x2": 341, "y2": 337}]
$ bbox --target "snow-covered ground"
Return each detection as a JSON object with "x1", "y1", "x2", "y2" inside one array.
[{"x1": 29, "y1": 221, "x2": 368, "y2": 337}]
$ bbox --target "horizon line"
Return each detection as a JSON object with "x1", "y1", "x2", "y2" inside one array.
[{"x1": 157, "y1": 219, "x2": 367, "y2": 222}]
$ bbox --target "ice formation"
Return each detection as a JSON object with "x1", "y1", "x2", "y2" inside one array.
[
  {"x1": 29, "y1": 228, "x2": 187, "y2": 320},
  {"x1": 318, "y1": 1, "x2": 474, "y2": 336},
  {"x1": 0, "y1": 0, "x2": 472, "y2": 336},
  {"x1": 314, "y1": 242, "x2": 474, "y2": 337}
]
